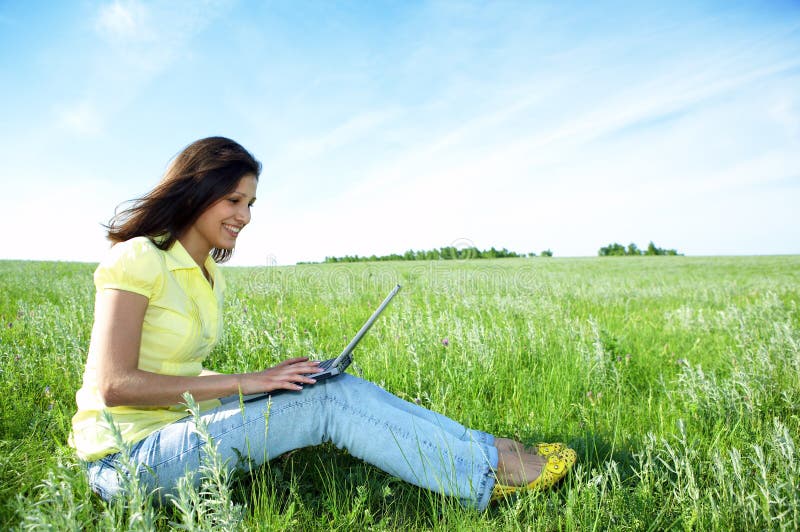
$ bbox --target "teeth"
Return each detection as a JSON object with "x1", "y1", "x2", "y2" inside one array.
[{"x1": 224, "y1": 224, "x2": 241, "y2": 234}]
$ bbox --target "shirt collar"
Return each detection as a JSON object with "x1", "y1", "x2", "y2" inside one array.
[{"x1": 164, "y1": 239, "x2": 217, "y2": 276}]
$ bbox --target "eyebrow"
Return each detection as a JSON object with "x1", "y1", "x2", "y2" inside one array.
[{"x1": 230, "y1": 191, "x2": 256, "y2": 201}]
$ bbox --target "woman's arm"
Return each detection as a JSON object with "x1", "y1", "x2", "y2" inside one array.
[{"x1": 94, "y1": 288, "x2": 320, "y2": 407}]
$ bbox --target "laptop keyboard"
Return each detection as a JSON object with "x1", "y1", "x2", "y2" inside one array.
[{"x1": 317, "y1": 358, "x2": 335, "y2": 370}]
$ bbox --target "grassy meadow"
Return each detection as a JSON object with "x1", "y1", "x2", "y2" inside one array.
[{"x1": 1, "y1": 255, "x2": 799, "y2": 530}]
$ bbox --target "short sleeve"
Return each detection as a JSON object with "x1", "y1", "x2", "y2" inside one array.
[{"x1": 94, "y1": 237, "x2": 164, "y2": 299}]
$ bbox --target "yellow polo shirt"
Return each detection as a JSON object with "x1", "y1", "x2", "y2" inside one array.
[{"x1": 70, "y1": 236, "x2": 225, "y2": 461}]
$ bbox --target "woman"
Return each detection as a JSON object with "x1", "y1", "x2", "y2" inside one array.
[{"x1": 70, "y1": 137, "x2": 576, "y2": 510}]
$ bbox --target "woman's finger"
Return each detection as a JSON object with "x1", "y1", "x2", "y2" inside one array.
[
  {"x1": 281, "y1": 367, "x2": 318, "y2": 381},
  {"x1": 276, "y1": 356, "x2": 309, "y2": 367},
  {"x1": 274, "y1": 362, "x2": 319, "y2": 376}
]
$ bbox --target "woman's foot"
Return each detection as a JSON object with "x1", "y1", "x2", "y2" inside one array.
[
  {"x1": 495, "y1": 444, "x2": 547, "y2": 486},
  {"x1": 492, "y1": 439, "x2": 576, "y2": 501}
]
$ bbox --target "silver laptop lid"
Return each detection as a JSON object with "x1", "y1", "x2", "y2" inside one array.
[{"x1": 329, "y1": 284, "x2": 401, "y2": 367}]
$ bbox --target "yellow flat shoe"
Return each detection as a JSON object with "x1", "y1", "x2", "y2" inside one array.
[
  {"x1": 533, "y1": 442, "x2": 566, "y2": 456},
  {"x1": 491, "y1": 448, "x2": 577, "y2": 502}
]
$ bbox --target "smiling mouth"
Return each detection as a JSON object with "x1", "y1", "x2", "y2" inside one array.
[{"x1": 223, "y1": 224, "x2": 242, "y2": 237}]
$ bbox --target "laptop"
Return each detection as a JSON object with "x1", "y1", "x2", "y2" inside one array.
[{"x1": 240, "y1": 284, "x2": 401, "y2": 402}]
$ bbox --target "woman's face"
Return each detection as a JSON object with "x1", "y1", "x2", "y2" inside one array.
[{"x1": 188, "y1": 174, "x2": 258, "y2": 253}]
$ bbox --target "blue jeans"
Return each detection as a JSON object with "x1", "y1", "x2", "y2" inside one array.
[{"x1": 86, "y1": 374, "x2": 499, "y2": 510}]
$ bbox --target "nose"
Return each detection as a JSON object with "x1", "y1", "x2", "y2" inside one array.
[{"x1": 235, "y1": 203, "x2": 251, "y2": 225}]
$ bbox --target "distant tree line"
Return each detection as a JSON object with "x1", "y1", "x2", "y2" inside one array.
[
  {"x1": 322, "y1": 246, "x2": 553, "y2": 263},
  {"x1": 598, "y1": 241, "x2": 681, "y2": 256}
]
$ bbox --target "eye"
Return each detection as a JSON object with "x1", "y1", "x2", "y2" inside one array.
[{"x1": 228, "y1": 198, "x2": 239, "y2": 204}]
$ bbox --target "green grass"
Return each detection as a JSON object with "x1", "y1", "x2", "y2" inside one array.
[{"x1": 1, "y1": 256, "x2": 799, "y2": 530}]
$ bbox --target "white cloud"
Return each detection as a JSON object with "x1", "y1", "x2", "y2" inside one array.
[
  {"x1": 768, "y1": 90, "x2": 800, "y2": 139},
  {"x1": 285, "y1": 110, "x2": 400, "y2": 159},
  {"x1": 95, "y1": 0, "x2": 151, "y2": 42},
  {"x1": 48, "y1": 1, "x2": 232, "y2": 137}
]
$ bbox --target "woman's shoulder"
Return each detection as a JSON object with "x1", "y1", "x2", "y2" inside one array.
[
  {"x1": 103, "y1": 237, "x2": 164, "y2": 267},
  {"x1": 95, "y1": 237, "x2": 166, "y2": 296}
]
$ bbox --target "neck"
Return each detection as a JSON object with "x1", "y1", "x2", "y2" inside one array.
[{"x1": 177, "y1": 233, "x2": 211, "y2": 270}]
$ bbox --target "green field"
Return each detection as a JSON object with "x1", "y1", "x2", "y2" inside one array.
[{"x1": 1, "y1": 256, "x2": 798, "y2": 530}]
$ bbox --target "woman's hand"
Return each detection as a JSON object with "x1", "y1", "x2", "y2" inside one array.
[{"x1": 240, "y1": 357, "x2": 321, "y2": 394}]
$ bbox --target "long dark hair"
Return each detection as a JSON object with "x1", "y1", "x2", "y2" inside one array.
[{"x1": 106, "y1": 137, "x2": 261, "y2": 263}]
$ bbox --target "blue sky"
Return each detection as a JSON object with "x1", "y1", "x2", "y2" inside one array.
[{"x1": 1, "y1": 1, "x2": 799, "y2": 265}]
